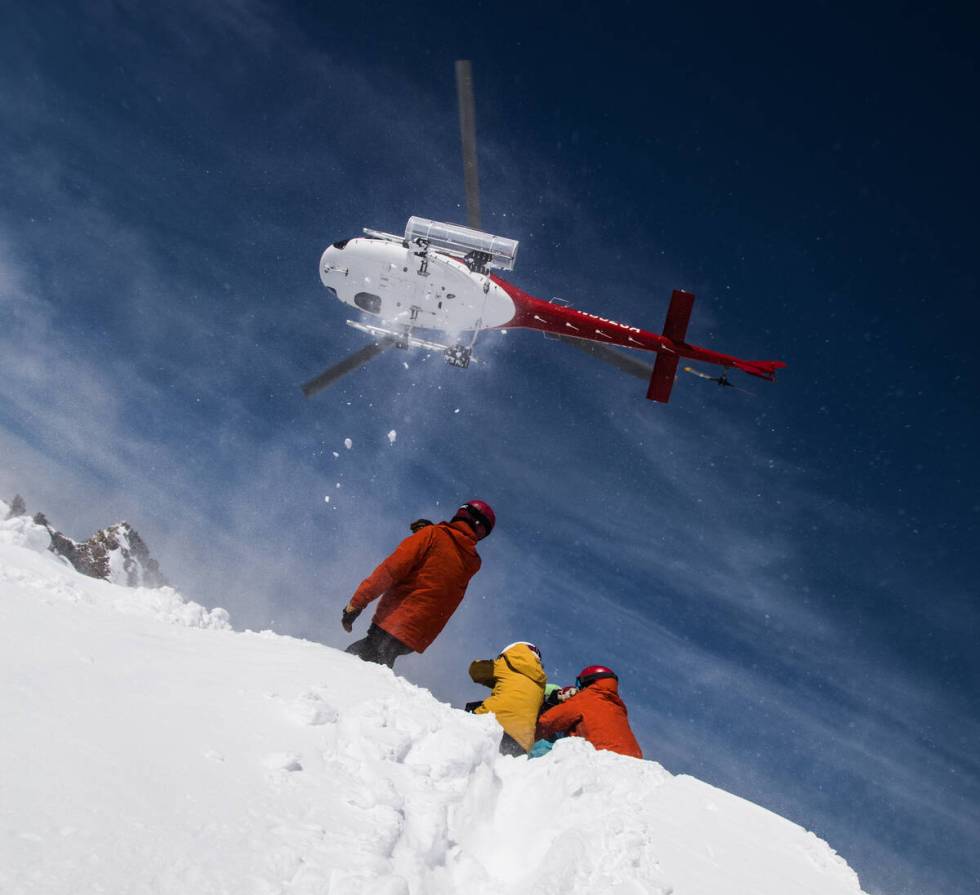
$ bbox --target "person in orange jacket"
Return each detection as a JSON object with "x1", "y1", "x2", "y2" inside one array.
[
  {"x1": 341, "y1": 500, "x2": 494, "y2": 668},
  {"x1": 535, "y1": 665, "x2": 643, "y2": 759}
]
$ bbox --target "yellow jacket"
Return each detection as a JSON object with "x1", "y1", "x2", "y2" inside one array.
[{"x1": 469, "y1": 643, "x2": 547, "y2": 751}]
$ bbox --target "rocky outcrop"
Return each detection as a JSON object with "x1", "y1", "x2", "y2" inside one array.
[
  {"x1": 5, "y1": 494, "x2": 26, "y2": 519},
  {"x1": 51, "y1": 521, "x2": 167, "y2": 588},
  {"x1": 7, "y1": 496, "x2": 167, "y2": 588}
]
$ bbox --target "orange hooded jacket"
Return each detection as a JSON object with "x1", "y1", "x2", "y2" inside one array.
[
  {"x1": 535, "y1": 677, "x2": 643, "y2": 759},
  {"x1": 349, "y1": 520, "x2": 481, "y2": 652}
]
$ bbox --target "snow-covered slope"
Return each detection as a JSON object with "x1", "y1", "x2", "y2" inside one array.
[{"x1": 0, "y1": 504, "x2": 868, "y2": 895}]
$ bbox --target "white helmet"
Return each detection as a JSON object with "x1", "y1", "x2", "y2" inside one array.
[{"x1": 499, "y1": 641, "x2": 541, "y2": 660}]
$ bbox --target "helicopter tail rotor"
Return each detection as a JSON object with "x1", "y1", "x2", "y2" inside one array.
[{"x1": 682, "y1": 365, "x2": 757, "y2": 396}]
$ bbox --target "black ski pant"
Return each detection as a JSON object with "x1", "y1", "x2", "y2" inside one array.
[
  {"x1": 499, "y1": 732, "x2": 527, "y2": 757},
  {"x1": 346, "y1": 623, "x2": 413, "y2": 669},
  {"x1": 463, "y1": 702, "x2": 528, "y2": 757}
]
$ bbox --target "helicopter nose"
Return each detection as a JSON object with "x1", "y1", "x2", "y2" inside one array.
[{"x1": 319, "y1": 244, "x2": 347, "y2": 287}]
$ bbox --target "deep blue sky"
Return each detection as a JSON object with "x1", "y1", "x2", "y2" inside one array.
[{"x1": 1, "y1": 3, "x2": 978, "y2": 893}]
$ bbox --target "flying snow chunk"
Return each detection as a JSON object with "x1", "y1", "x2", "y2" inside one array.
[
  {"x1": 344, "y1": 438, "x2": 353, "y2": 450},
  {"x1": 454, "y1": 408, "x2": 461, "y2": 414},
  {"x1": 331, "y1": 451, "x2": 339, "y2": 458},
  {"x1": 387, "y1": 430, "x2": 397, "y2": 445},
  {"x1": 324, "y1": 496, "x2": 330, "y2": 504}
]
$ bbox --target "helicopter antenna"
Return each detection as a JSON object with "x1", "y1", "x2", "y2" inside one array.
[{"x1": 455, "y1": 60, "x2": 481, "y2": 230}]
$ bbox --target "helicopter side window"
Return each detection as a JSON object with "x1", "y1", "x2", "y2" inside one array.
[
  {"x1": 354, "y1": 292, "x2": 382, "y2": 314},
  {"x1": 332, "y1": 239, "x2": 350, "y2": 250}
]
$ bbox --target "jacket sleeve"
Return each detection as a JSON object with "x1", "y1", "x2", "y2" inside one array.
[
  {"x1": 468, "y1": 659, "x2": 496, "y2": 687},
  {"x1": 349, "y1": 529, "x2": 432, "y2": 611},
  {"x1": 535, "y1": 698, "x2": 583, "y2": 741}
]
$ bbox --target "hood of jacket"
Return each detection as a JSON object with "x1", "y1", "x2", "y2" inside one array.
[
  {"x1": 440, "y1": 519, "x2": 482, "y2": 557},
  {"x1": 586, "y1": 676, "x2": 626, "y2": 704},
  {"x1": 494, "y1": 642, "x2": 547, "y2": 686}
]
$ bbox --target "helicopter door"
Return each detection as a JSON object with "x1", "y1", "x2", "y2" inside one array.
[
  {"x1": 377, "y1": 261, "x2": 415, "y2": 323},
  {"x1": 395, "y1": 265, "x2": 442, "y2": 327}
]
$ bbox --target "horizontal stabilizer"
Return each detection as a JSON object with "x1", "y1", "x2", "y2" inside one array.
[
  {"x1": 647, "y1": 352, "x2": 679, "y2": 402},
  {"x1": 662, "y1": 290, "x2": 695, "y2": 343}
]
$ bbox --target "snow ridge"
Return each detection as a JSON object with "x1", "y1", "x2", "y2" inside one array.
[
  {"x1": 0, "y1": 499, "x2": 867, "y2": 895},
  {"x1": 0, "y1": 503, "x2": 228, "y2": 629}
]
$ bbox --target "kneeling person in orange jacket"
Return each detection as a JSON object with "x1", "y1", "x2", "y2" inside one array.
[
  {"x1": 341, "y1": 500, "x2": 494, "y2": 668},
  {"x1": 535, "y1": 665, "x2": 643, "y2": 759},
  {"x1": 467, "y1": 641, "x2": 546, "y2": 756}
]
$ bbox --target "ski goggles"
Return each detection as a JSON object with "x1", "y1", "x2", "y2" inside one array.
[
  {"x1": 459, "y1": 503, "x2": 493, "y2": 533},
  {"x1": 576, "y1": 670, "x2": 617, "y2": 689}
]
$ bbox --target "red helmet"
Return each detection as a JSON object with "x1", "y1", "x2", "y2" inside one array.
[
  {"x1": 455, "y1": 499, "x2": 495, "y2": 538},
  {"x1": 576, "y1": 665, "x2": 618, "y2": 689}
]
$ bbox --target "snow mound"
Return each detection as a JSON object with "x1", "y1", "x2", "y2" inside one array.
[
  {"x1": 0, "y1": 507, "x2": 229, "y2": 629},
  {"x1": 0, "y1": 506, "x2": 51, "y2": 554},
  {"x1": 0, "y1": 520, "x2": 867, "y2": 894}
]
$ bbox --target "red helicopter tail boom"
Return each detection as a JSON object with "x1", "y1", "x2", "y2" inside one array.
[
  {"x1": 728, "y1": 359, "x2": 786, "y2": 381},
  {"x1": 491, "y1": 276, "x2": 785, "y2": 403}
]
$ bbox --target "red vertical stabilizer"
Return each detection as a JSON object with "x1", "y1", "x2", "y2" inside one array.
[
  {"x1": 645, "y1": 290, "x2": 695, "y2": 402},
  {"x1": 662, "y1": 289, "x2": 694, "y2": 343},
  {"x1": 647, "y1": 353, "x2": 679, "y2": 402}
]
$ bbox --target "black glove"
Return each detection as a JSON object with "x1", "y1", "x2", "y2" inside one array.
[
  {"x1": 410, "y1": 518, "x2": 434, "y2": 533},
  {"x1": 341, "y1": 603, "x2": 362, "y2": 633},
  {"x1": 464, "y1": 700, "x2": 485, "y2": 713}
]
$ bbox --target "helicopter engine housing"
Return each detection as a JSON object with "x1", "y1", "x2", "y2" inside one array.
[{"x1": 404, "y1": 216, "x2": 519, "y2": 271}]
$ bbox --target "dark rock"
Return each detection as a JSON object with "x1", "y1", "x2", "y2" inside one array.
[{"x1": 5, "y1": 494, "x2": 26, "y2": 519}]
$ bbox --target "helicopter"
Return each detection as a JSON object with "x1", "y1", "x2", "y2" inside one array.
[{"x1": 303, "y1": 61, "x2": 785, "y2": 404}]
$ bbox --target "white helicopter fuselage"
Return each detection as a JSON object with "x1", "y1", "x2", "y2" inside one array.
[{"x1": 319, "y1": 237, "x2": 515, "y2": 337}]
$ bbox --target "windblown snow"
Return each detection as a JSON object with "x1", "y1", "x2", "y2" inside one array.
[{"x1": 0, "y1": 501, "x2": 868, "y2": 895}]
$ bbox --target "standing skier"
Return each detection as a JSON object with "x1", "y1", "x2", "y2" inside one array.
[
  {"x1": 535, "y1": 665, "x2": 643, "y2": 759},
  {"x1": 341, "y1": 500, "x2": 494, "y2": 668}
]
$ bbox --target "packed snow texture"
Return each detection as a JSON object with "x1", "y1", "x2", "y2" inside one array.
[{"x1": 0, "y1": 501, "x2": 867, "y2": 895}]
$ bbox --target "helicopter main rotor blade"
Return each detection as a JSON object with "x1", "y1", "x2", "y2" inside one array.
[
  {"x1": 301, "y1": 338, "x2": 395, "y2": 398},
  {"x1": 455, "y1": 60, "x2": 481, "y2": 230},
  {"x1": 556, "y1": 335, "x2": 654, "y2": 381}
]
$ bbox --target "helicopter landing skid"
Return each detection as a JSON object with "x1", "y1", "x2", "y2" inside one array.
[{"x1": 346, "y1": 320, "x2": 477, "y2": 366}]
